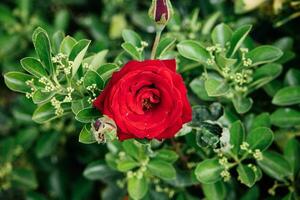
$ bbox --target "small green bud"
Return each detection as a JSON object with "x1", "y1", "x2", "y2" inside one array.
[{"x1": 148, "y1": 0, "x2": 173, "y2": 26}]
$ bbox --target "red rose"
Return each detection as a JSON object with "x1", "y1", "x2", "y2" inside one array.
[{"x1": 93, "y1": 59, "x2": 192, "y2": 141}]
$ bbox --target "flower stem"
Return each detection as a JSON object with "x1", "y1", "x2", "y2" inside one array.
[{"x1": 150, "y1": 26, "x2": 164, "y2": 59}]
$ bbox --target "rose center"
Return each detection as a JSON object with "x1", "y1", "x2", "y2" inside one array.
[{"x1": 142, "y1": 95, "x2": 160, "y2": 111}]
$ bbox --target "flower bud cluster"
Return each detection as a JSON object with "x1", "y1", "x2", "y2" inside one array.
[
  {"x1": 52, "y1": 53, "x2": 73, "y2": 75},
  {"x1": 240, "y1": 142, "x2": 263, "y2": 161},
  {"x1": 25, "y1": 79, "x2": 36, "y2": 98},
  {"x1": 218, "y1": 155, "x2": 231, "y2": 182},
  {"x1": 51, "y1": 97, "x2": 64, "y2": 116}
]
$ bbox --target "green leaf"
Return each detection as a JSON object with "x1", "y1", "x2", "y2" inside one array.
[
  {"x1": 246, "y1": 45, "x2": 283, "y2": 66},
  {"x1": 232, "y1": 95, "x2": 253, "y2": 114},
  {"x1": 246, "y1": 127, "x2": 273, "y2": 151},
  {"x1": 122, "y1": 139, "x2": 140, "y2": 160},
  {"x1": 148, "y1": 159, "x2": 176, "y2": 180},
  {"x1": 190, "y1": 77, "x2": 215, "y2": 101},
  {"x1": 237, "y1": 164, "x2": 256, "y2": 187},
  {"x1": 240, "y1": 186, "x2": 260, "y2": 200},
  {"x1": 96, "y1": 63, "x2": 119, "y2": 81},
  {"x1": 86, "y1": 50, "x2": 108, "y2": 70},
  {"x1": 122, "y1": 29, "x2": 142, "y2": 47},
  {"x1": 127, "y1": 175, "x2": 148, "y2": 200},
  {"x1": 211, "y1": 23, "x2": 232, "y2": 47},
  {"x1": 117, "y1": 159, "x2": 139, "y2": 172},
  {"x1": 79, "y1": 124, "x2": 96, "y2": 144},
  {"x1": 32, "y1": 102, "x2": 71, "y2": 123},
  {"x1": 83, "y1": 161, "x2": 118, "y2": 181},
  {"x1": 32, "y1": 28, "x2": 53, "y2": 75},
  {"x1": 228, "y1": 24, "x2": 252, "y2": 57},
  {"x1": 202, "y1": 181, "x2": 226, "y2": 200},
  {"x1": 284, "y1": 138, "x2": 300, "y2": 175},
  {"x1": 271, "y1": 108, "x2": 300, "y2": 128},
  {"x1": 155, "y1": 149, "x2": 179, "y2": 163},
  {"x1": 4, "y1": 72, "x2": 34, "y2": 93},
  {"x1": 229, "y1": 120, "x2": 245, "y2": 156},
  {"x1": 177, "y1": 40, "x2": 210, "y2": 64},
  {"x1": 35, "y1": 132, "x2": 60, "y2": 158},
  {"x1": 83, "y1": 70, "x2": 104, "y2": 89},
  {"x1": 52, "y1": 31, "x2": 65, "y2": 55},
  {"x1": 121, "y1": 42, "x2": 141, "y2": 60},
  {"x1": 272, "y1": 86, "x2": 300, "y2": 106},
  {"x1": 284, "y1": 68, "x2": 300, "y2": 86},
  {"x1": 71, "y1": 39, "x2": 91, "y2": 76},
  {"x1": 156, "y1": 37, "x2": 176, "y2": 58},
  {"x1": 60, "y1": 36, "x2": 76, "y2": 55},
  {"x1": 75, "y1": 107, "x2": 101, "y2": 123},
  {"x1": 194, "y1": 158, "x2": 224, "y2": 184},
  {"x1": 21, "y1": 57, "x2": 48, "y2": 78},
  {"x1": 12, "y1": 168, "x2": 38, "y2": 189},
  {"x1": 250, "y1": 113, "x2": 271, "y2": 130},
  {"x1": 205, "y1": 74, "x2": 229, "y2": 97},
  {"x1": 32, "y1": 89, "x2": 55, "y2": 104},
  {"x1": 15, "y1": 128, "x2": 39, "y2": 151},
  {"x1": 71, "y1": 98, "x2": 90, "y2": 115},
  {"x1": 258, "y1": 151, "x2": 293, "y2": 181},
  {"x1": 250, "y1": 63, "x2": 283, "y2": 90},
  {"x1": 0, "y1": 137, "x2": 15, "y2": 163}
]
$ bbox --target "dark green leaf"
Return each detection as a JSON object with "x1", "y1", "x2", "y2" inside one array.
[
  {"x1": 156, "y1": 37, "x2": 176, "y2": 58},
  {"x1": 228, "y1": 25, "x2": 252, "y2": 57},
  {"x1": 12, "y1": 168, "x2": 37, "y2": 189},
  {"x1": 237, "y1": 164, "x2": 256, "y2": 187},
  {"x1": 121, "y1": 42, "x2": 141, "y2": 60},
  {"x1": 258, "y1": 151, "x2": 293, "y2": 181},
  {"x1": 246, "y1": 127, "x2": 273, "y2": 151},
  {"x1": 96, "y1": 63, "x2": 119, "y2": 81},
  {"x1": 230, "y1": 120, "x2": 245, "y2": 156},
  {"x1": 75, "y1": 107, "x2": 101, "y2": 123},
  {"x1": 284, "y1": 138, "x2": 300, "y2": 175},
  {"x1": 271, "y1": 108, "x2": 300, "y2": 128},
  {"x1": 83, "y1": 70, "x2": 104, "y2": 89},
  {"x1": 83, "y1": 161, "x2": 118, "y2": 181},
  {"x1": 35, "y1": 132, "x2": 60, "y2": 158},
  {"x1": 4, "y1": 72, "x2": 34, "y2": 93},
  {"x1": 211, "y1": 23, "x2": 232, "y2": 47},
  {"x1": 32, "y1": 89, "x2": 55, "y2": 104},
  {"x1": 32, "y1": 102, "x2": 71, "y2": 123},
  {"x1": 71, "y1": 39, "x2": 91, "y2": 76}
]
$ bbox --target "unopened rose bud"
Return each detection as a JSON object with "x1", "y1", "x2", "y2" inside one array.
[{"x1": 148, "y1": 0, "x2": 173, "y2": 26}]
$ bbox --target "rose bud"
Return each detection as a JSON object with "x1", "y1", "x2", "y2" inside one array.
[
  {"x1": 148, "y1": 0, "x2": 173, "y2": 26},
  {"x1": 93, "y1": 60, "x2": 192, "y2": 141}
]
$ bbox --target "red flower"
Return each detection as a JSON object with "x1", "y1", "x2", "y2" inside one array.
[{"x1": 93, "y1": 60, "x2": 192, "y2": 141}]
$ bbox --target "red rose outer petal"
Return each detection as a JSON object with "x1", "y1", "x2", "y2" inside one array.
[{"x1": 93, "y1": 59, "x2": 192, "y2": 141}]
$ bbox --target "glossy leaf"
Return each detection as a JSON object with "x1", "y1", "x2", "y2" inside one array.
[
  {"x1": 272, "y1": 86, "x2": 300, "y2": 106},
  {"x1": 21, "y1": 57, "x2": 48, "y2": 78},
  {"x1": 246, "y1": 45, "x2": 283, "y2": 66},
  {"x1": 230, "y1": 120, "x2": 245, "y2": 156},
  {"x1": 194, "y1": 158, "x2": 223, "y2": 184},
  {"x1": 177, "y1": 40, "x2": 210, "y2": 64},
  {"x1": 284, "y1": 138, "x2": 300, "y2": 175},
  {"x1": 205, "y1": 74, "x2": 229, "y2": 96},
  {"x1": 228, "y1": 24, "x2": 252, "y2": 57},
  {"x1": 271, "y1": 108, "x2": 300, "y2": 128},
  {"x1": 75, "y1": 107, "x2": 101, "y2": 123},
  {"x1": 83, "y1": 70, "x2": 104, "y2": 89},
  {"x1": 211, "y1": 23, "x2": 232, "y2": 47},
  {"x1": 127, "y1": 176, "x2": 148, "y2": 200},
  {"x1": 79, "y1": 124, "x2": 96, "y2": 144},
  {"x1": 246, "y1": 127, "x2": 273, "y2": 151},
  {"x1": 148, "y1": 159, "x2": 176, "y2": 180},
  {"x1": 71, "y1": 39, "x2": 91, "y2": 76},
  {"x1": 4, "y1": 72, "x2": 34, "y2": 93},
  {"x1": 202, "y1": 181, "x2": 226, "y2": 200},
  {"x1": 121, "y1": 42, "x2": 141, "y2": 60},
  {"x1": 156, "y1": 37, "x2": 176, "y2": 58}
]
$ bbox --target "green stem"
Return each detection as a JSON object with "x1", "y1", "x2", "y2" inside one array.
[{"x1": 150, "y1": 29, "x2": 163, "y2": 59}]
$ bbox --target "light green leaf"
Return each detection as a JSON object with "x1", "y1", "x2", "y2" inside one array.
[
  {"x1": 205, "y1": 74, "x2": 229, "y2": 97},
  {"x1": 32, "y1": 102, "x2": 71, "y2": 123},
  {"x1": 232, "y1": 95, "x2": 253, "y2": 114},
  {"x1": 21, "y1": 57, "x2": 48, "y2": 78},
  {"x1": 211, "y1": 23, "x2": 232, "y2": 47},
  {"x1": 194, "y1": 158, "x2": 223, "y2": 184},
  {"x1": 122, "y1": 29, "x2": 142, "y2": 47},
  {"x1": 83, "y1": 161, "x2": 117, "y2": 181},
  {"x1": 177, "y1": 40, "x2": 210, "y2": 64},
  {"x1": 96, "y1": 63, "x2": 119, "y2": 81},
  {"x1": 128, "y1": 176, "x2": 148, "y2": 200},
  {"x1": 32, "y1": 89, "x2": 55, "y2": 104},
  {"x1": 190, "y1": 77, "x2": 215, "y2": 101},
  {"x1": 117, "y1": 159, "x2": 139, "y2": 172},
  {"x1": 79, "y1": 124, "x2": 96, "y2": 144},
  {"x1": 121, "y1": 42, "x2": 141, "y2": 60},
  {"x1": 71, "y1": 39, "x2": 91, "y2": 76},
  {"x1": 250, "y1": 113, "x2": 271, "y2": 130},
  {"x1": 60, "y1": 36, "x2": 76, "y2": 55},
  {"x1": 4, "y1": 72, "x2": 34, "y2": 93},
  {"x1": 75, "y1": 107, "x2": 101, "y2": 123},
  {"x1": 155, "y1": 149, "x2": 179, "y2": 163},
  {"x1": 272, "y1": 86, "x2": 300, "y2": 106},
  {"x1": 246, "y1": 45, "x2": 283, "y2": 66},
  {"x1": 148, "y1": 159, "x2": 176, "y2": 180}
]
